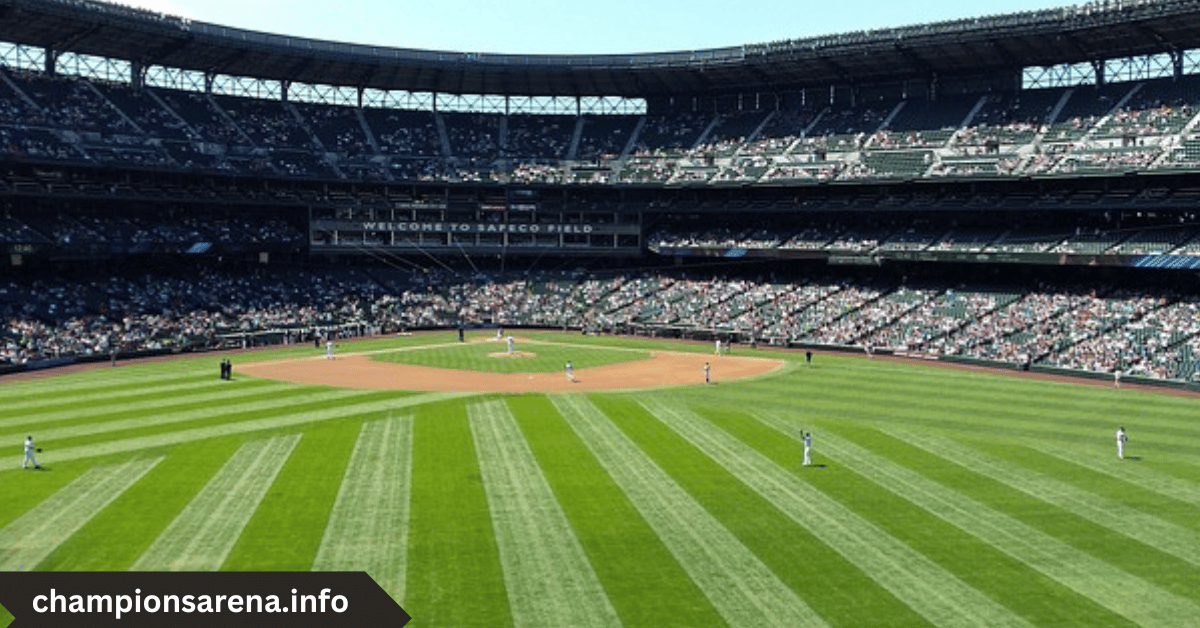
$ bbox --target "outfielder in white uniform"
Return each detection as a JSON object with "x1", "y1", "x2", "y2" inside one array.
[
  {"x1": 714, "y1": 338, "x2": 721, "y2": 356},
  {"x1": 802, "y1": 432, "x2": 812, "y2": 466},
  {"x1": 507, "y1": 336, "x2": 515, "y2": 355},
  {"x1": 1116, "y1": 427, "x2": 1128, "y2": 459},
  {"x1": 24, "y1": 436, "x2": 42, "y2": 470}
]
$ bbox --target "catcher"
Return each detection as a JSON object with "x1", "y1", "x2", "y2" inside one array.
[{"x1": 24, "y1": 435, "x2": 44, "y2": 470}]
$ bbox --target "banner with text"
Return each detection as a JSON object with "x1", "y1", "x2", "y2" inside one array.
[{"x1": 312, "y1": 220, "x2": 637, "y2": 235}]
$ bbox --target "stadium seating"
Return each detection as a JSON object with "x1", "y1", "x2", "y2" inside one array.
[
  {"x1": 7, "y1": 259, "x2": 1200, "y2": 384},
  {"x1": 8, "y1": 65, "x2": 1200, "y2": 186}
]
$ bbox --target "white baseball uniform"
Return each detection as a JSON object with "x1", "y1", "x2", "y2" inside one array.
[{"x1": 23, "y1": 436, "x2": 38, "y2": 469}]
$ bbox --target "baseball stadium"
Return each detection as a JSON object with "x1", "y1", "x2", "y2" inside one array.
[{"x1": 2, "y1": 0, "x2": 1200, "y2": 626}]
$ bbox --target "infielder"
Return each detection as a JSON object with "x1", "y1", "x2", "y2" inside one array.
[
  {"x1": 566, "y1": 361, "x2": 575, "y2": 382},
  {"x1": 714, "y1": 338, "x2": 721, "y2": 356},
  {"x1": 1116, "y1": 426, "x2": 1128, "y2": 459},
  {"x1": 704, "y1": 361, "x2": 711, "y2": 384},
  {"x1": 802, "y1": 431, "x2": 812, "y2": 466},
  {"x1": 507, "y1": 335, "x2": 515, "y2": 355},
  {"x1": 326, "y1": 339, "x2": 335, "y2": 360},
  {"x1": 24, "y1": 435, "x2": 42, "y2": 470}
]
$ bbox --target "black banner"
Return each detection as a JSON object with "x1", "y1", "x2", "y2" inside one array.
[
  {"x1": 311, "y1": 219, "x2": 639, "y2": 235},
  {"x1": 0, "y1": 572, "x2": 409, "y2": 628}
]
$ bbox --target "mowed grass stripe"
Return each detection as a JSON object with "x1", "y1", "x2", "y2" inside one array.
[
  {"x1": 550, "y1": 395, "x2": 831, "y2": 628},
  {"x1": 312, "y1": 414, "x2": 413, "y2": 603},
  {"x1": 405, "y1": 400, "x2": 512, "y2": 628},
  {"x1": 469, "y1": 399, "x2": 622, "y2": 628},
  {"x1": 508, "y1": 396, "x2": 725, "y2": 628},
  {"x1": 131, "y1": 434, "x2": 301, "y2": 571},
  {"x1": 0, "y1": 456, "x2": 163, "y2": 571},
  {"x1": 780, "y1": 418, "x2": 1200, "y2": 628},
  {"x1": 0, "y1": 377, "x2": 232, "y2": 414},
  {"x1": 0, "y1": 380, "x2": 290, "y2": 431},
  {"x1": 886, "y1": 428, "x2": 1200, "y2": 569},
  {"x1": 0, "y1": 371, "x2": 213, "y2": 402},
  {"x1": 719, "y1": 369, "x2": 1200, "y2": 449},
  {"x1": 0, "y1": 465, "x2": 87, "y2": 532},
  {"x1": 0, "y1": 387, "x2": 374, "y2": 445},
  {"x1": 1019, "y1": 437, "x2": 1200, "y2": 508},
  {"x1": 221, "y1": 418, "x2": 362, "y2": 572},
  {"x1": 640, "y1": 400, "x2": 1036, "y2": 628},
  {"x1": 45, "y1": 391, "x2": 469, "y2": 463},
  {"x1": 32, "y1": 437, "x2": 245, "y2": 571},
  {"x1": 715, "y1": 413, "x2": 1121, "y2": 628},
  {"x1": 37, "y1": 389, "x2": 406, "y2": 452}
]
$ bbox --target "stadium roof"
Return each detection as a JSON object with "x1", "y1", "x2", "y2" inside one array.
[{"x1": 3, "y1": 0, "x2": 1200, "y2": 97}]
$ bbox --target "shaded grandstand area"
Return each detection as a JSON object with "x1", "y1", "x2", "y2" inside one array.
[{"x1": 4, "y1": 258, "x2": 1200, "y2": 388}]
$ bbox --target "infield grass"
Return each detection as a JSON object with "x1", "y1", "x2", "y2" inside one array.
[
  {"x1": 367, "y1": 335, "x2": 650, "y2": 373},
  {"x1": 3, "y1": 330, "x2": 1200, "y2": 628}
]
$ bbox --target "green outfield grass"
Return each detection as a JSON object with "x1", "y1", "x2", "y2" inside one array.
[{"x1": 3, "y1": 330, "x2": 1199, "y2": 628}]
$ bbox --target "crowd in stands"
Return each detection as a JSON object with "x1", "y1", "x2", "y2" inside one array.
[
  {"x1": 647, "y1": 219, "x2": 1200, "y2": 258},
  {"x1": 8, "y1": 262, "x2": 1200, "y2": 384},
  {"x1": 0, "y1": 210, "x2": 305, "y2": 249},
  {"x1": 7, "y1": 66, "x2": 1200, "y2": 185}
]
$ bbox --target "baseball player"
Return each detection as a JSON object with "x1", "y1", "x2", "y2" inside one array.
[
  {"x1": 565, "y1": 361, "x2": 575, "y2": 382},
  {"x1": 23, "y1": 435, "x2": 42, "y2": 470},
  {"x1": 704, "y1": 361, "x2": 711, "y2": 384},
  {"x1": 326, "y1": 339, "x2": 335, "y2": 360},
  {"x1": 802, "y1": 431, "x2": 812, "y2": 466},
  {"x1": 714, "y1": 338, "x2": 721, "y2": 356},
  {"x1": 1116, "y1": 426, "x2": 1128, "y2": 459},
  {"x1": 507, "y1": 335, "x2": 515, "y2": 355}
]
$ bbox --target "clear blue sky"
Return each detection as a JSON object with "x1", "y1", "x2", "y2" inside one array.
[{"x1": 120, "y1": 0, "x2": 1079, "y2": 55}]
